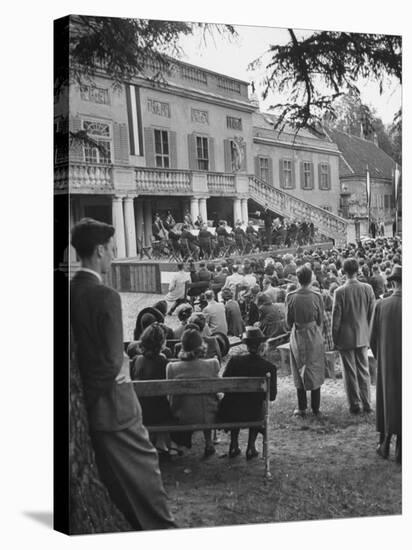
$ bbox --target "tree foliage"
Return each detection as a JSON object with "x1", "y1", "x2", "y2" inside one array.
[
  {"x1": 54, "y1": 15, "x2": 235, "y2": 155},
  {"x1": 55, "y1": 15, "x2": 235, "y2": 95},
  {"x1": 249, "y1": 30, "x2": 401, "y2": 135},
  {"x1": 324, "y1": 92, "x2": 399, "y2": 161},
  {"x1": 389, "y1": 108, "x2": 402, "y2": 165}
]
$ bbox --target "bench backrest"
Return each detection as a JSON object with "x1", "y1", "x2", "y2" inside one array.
[{"x1": 133, "y1": 375, "x2": 270, "y2": 397}]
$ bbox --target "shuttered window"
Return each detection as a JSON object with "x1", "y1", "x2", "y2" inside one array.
[
  {"x1": 318, "y1": 163, "x2": 331, "y2": 190},
  {"x1": 154, "y1": 129, "x2": 169, "y2": 168},
  {"x1": 145, "y1": 128, "x2": 177, "y2": 168},
  {"x1": 260, "y1": 157, "x2": 269, "y2": 182},
  {"x1": 196, "y1": 136, "x2": 209, "y2": 170},
  {"x1": 301, "y1": 161, "x2": 314, "y2": 189},
  {"x1": 280, "y1": 159, "x2": 294, "y2": 189}
]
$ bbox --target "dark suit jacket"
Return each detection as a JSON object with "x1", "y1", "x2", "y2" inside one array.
[
  {"x1": 332, "y1": 278, "x2": 375, "y2": 350},
  {"x1": 70, "y1": 271, "x2": 138, "y2": 431},
  {"x1": 198, "y1": 268, "x2": 212, "y2": 282},
  {"x1": 218, "y1": 353, "x2": 277, "y2": 422}
]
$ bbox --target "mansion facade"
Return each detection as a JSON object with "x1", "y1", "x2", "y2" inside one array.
[{"x1": 55, "y1": 56, "x2": 353, "y2": 259}]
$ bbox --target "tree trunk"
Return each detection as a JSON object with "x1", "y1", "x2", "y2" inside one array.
[{"x1": 69, "y1": 356, "x2": 132, "y2": 534}]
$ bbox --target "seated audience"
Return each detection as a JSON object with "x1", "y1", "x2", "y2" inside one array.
[
  {"x1": 222, "y1": 288, "x2": 244, "y2": 337},
  {"x1": 218, "y1": 327, "x2": 277, "y2": 459},
  {"x1": 165, "y1": 263, "x2": 191, "y2": 315},
  {"x1": 173, "y1": 303, "x2": 194, "y2": 339},
  {"x1": 203, "y1": 289, "x2": 228, "y2": 335},
  {"x1": 131, "y1": 323, "x2": 176, "y2": 456},
  {"x1": 166, "y1": 329, "x2": 220, "y2": 457}
]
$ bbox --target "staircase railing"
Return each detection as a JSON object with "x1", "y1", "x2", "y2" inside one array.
[{"x1": 248, "y1": 175, "x2": 348, "y2": 244}]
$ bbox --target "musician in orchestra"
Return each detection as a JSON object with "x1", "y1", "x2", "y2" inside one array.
[
  {"x1": 164, "y1": 210, "x2": 176, "y2": 230},
  {"x1": 152, "y1": 213, "x2": 168, "y2": 242},
  {"x1": 183, "y1": 208, "x2": 195, "y2": 229},
  {"x1": 180, "y1": 224, "x2": 200, "y2": 260},
  {"x1": 194, "y1": 215, "x2": 204, "y2": 228}
]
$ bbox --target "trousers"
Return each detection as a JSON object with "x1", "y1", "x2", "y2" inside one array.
[
  {"x1": 91, "y1": 420, "x2": 177, "y2": 531},
  {"x1": 297, "y1": 388, "x2": 320, "y2": 413},
  {"x1": 339, "y1": 346, "x2": 371, "y2": 411}
]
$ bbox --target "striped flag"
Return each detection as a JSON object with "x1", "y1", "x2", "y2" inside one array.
[
  {"x1": 365, "y1": 165, "x2": 371, "y2": 208},
  {"x1": 394, "y1": 163, "x2": 400, "y2": 204},
  {"x1": 125, "y1": 84, "x2": 143, "y2": 156}
]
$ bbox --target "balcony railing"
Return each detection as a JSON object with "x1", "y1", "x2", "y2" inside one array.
[
  {"x1": 54, "y1": 163, "x2": 113, "y2": 191},
  {"x1": 135, "y1": 168, "x2": 192, "y2": 194},
  {"x1": 207, "y1": 173, "x2": 236, "y2": 195},
  {"x1": 54, "y1": 162, "x2": 348, "y2": 244}
]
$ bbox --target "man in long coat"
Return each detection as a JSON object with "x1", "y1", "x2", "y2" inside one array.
[
  {"x1": 332, "y1": 258, "x2": 375, "y2": 414},
  {"x1": 370, "y1": 265, "x2": 402, "y2": 463},
  {"x1": 70, "y1": 218, "x2": 176, "y2": 531}
]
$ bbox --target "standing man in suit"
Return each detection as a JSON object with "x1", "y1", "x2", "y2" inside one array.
[
  {"x1": 332, "y1": 258, "x2": 376, "y2": 414},
  {"x1": 70, "y1": 218, "x2": 176, "y2": 531},
  {"x1": 370, "y1": 265, "x2": 402, "y2": 463}
]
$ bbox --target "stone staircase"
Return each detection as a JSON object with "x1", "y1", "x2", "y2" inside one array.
[{"x1": 248, "y1": 175, "x2": 348, "y2": 246}]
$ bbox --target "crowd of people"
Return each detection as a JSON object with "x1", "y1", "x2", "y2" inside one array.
[
  {"x1": 149, "y1": 208, "x2": 321, "y2": 261},
  {"x1": 70, "y1": 217, "x2": 402, "y2": 531},
  {"x1": 130, "y1": 234, "x2": 402, "y2": 456}
]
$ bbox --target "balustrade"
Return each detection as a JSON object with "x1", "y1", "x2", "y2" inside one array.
[
  {"x1": 207, "y1": 173, "x2": 236, "y2": 195},
  {"x1": 54, "y1": 163, "x2": 113, "y2": 191},
  {"x1": 248, "y1": 175, "x2": 347, "y2": 242},
  {"x1": 135, "y1": 168, "x2": 192, "y2": 194}
]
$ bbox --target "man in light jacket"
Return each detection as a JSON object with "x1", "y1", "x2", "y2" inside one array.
[
  {"x1": 332, "y1": 258, "x2": 375, "y2": 414},
  {"x1": 203, "y1": 289, "x2": 228, "y2": 335}
]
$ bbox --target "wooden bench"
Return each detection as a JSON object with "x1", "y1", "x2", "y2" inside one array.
[{"x1": 133, "y1": 375, "x2": 273, "y2": 479}]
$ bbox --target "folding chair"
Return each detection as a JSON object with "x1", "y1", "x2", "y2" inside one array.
[
  {"x1": 184, "y1": 280, "x2": 211, "y2": 307},
  {"x1": 136, "y1": 237, "x2": 152, "y2": 260},
  {"x1": 179, "y1": 237, "x2": 192, "y2": 261},
  {"x1": 216, "y1": 235, "x2": 230, "y2": 258},
  {"x1": 166, "y1": 239, "x2": 182, "y2": 262},
  {"x1": 151, "y1": 238, "x2": 166, "y2": 259}
]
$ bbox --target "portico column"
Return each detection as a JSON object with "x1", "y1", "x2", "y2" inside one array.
[
  {"x1": 135, "y1": 199, "x2": 144, "y2": 249},
  {"x1": 112, "y1": 196, "x2": 126, "y2": 258},
  {"x1": 190, "y1": 196, "x2": 200, "y2": 221},
  {"x1": 143, "y1": 199, "x2": 153, "y2": 247},
  {"x1": 241, "y1": 198, "x2": 249, "y2": 224},
  {"x1": 124, "y1": 196, "x2": 137, "y2": 258},
  {"x1": 233, "y1": 197, "x2": 242, "y2": 225},
  {"x1": 199, "y1": 197, "x2": 208, "y2": 224}
]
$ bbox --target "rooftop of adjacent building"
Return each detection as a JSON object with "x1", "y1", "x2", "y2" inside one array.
[{"x1": 325, "y1": 128, "x2": 396, "y2": 180}]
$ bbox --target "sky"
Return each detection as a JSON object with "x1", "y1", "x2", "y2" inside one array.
[{"x1": 177, "y1": 24, "x2": 401, "y2": 125}]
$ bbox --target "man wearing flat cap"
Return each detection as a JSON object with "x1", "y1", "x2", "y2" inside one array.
[
  {"x1": 370, "y1": 265, "x2": 402, "y2": 463},
  {"x1": 70, "y1": 218, "x2": 176, "y2": 531}
]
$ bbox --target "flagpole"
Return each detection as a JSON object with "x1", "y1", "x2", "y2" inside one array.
[
  {"x1": 366, "y1": 165, "x2": 371, "y2": 236},
  {"x1": 394, "y1": 163, "x2": 399, "y2": 236}
]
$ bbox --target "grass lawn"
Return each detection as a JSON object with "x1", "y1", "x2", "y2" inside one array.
[{"x1": 120, "y1": 292, "x2": 402, "y2": 528}]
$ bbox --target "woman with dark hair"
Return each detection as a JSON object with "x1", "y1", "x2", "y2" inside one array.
[
  {"x1": 131, "y1": 323, "x2": 176, "y2": 456},
  {"x1": 166, "y1": 329, "x2": 220, "y2": 457},
  {"x1": 133, "y1": 303, "x2": 165, "y2": 341},
  {"x1": 218, "y1": 327, "x2": 277, "y2": 459},
  {"x1": 286, "y1": 265, "x2": 326, "y2": 417},
  {"x1": 173, "y1": 303, "x2": 193, "y2": 339}
]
